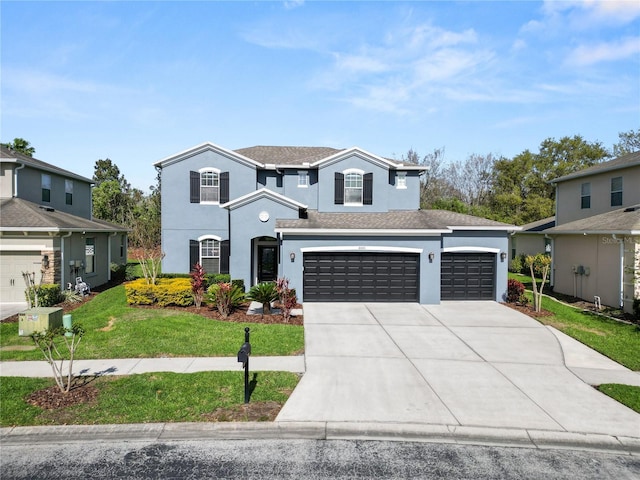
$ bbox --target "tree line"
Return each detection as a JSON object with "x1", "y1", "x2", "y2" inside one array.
[{"x1": 405, "y1": 129, "x2": 639, "y2": 225}]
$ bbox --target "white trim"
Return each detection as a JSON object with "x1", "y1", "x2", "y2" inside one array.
[
  {"x1": 222, "y1": 188, "x2": 307, "y2": 210},
  {"x1": 343, "y1": 167, "x2": 365, "y2": 175},
  {"x1": 301, "y1": 245, "x2": 423, "y2": 254},
  {"x1": 448, "y1": 225, "x2": 522, "y2": 232},
  {"x1": 198, "y1": 167, "x2": 221, "y2": 174},
  {"x1": 0, "y1": 245, "x2": 48, "y2": 251},
  {"x1": 197, "y1": 234, "x2": 222, "y2": 242},
  {"x1": 442, "y1": 246, "x2": 500, "y2": 254},
  {"x1": 277, "y1": 228, "x2": 451, "y2": 236},
  {"x1": 154, "y1": 141, "x2": 262, "y2": 169}
]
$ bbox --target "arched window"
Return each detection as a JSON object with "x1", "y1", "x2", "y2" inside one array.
[
  {"x1": 200, "y1": 169, "x2": 220, "y2": 203},
  {"x1": 200, "y1": 237, "x2": 220, "y2": 273},
  {"x1": 344, "y1": 170, "x2": 364, "y2": 205}
]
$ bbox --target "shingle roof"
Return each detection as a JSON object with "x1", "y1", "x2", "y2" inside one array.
[
  {"x1": 0, "y1": 145, "x2": 93, "y2": 183},
  {"x1": 0, "y1": 197, "x2": 128, "y2": 232},
  {"x1": 550, "y1": 151, "x2": 640, "y2": 183},
  {"x1": 545, "y1": 205, "x2": 640, "y2": 234},
  {"x1": 518, "y1": 216, "x2": 556, "y2": 232},
  {"x1": 276, "y1": 209, "x2": 516, "y2": 232},
  {"x1": 234, "y1": 146, "x2": 345, "y2": 165}
]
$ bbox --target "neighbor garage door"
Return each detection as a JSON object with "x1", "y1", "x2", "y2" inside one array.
[
  {"x1": 441, "y1": 252, "x2": 495, "y2": 300},
  {"x1": 303, "y1": 252, "x2": 419, "y2": 302},
  {"x1": 0, "y1": 251, "x2": 42, "y2": 302}
]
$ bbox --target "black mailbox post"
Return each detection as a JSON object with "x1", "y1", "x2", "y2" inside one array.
[{"x1": 237, "y1": 327, "x2": 251, "y2": 403}]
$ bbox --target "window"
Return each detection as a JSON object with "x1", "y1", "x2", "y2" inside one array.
[
  {"x1": 41, "y1": 174, "x2": 51, "y2": 202},
  {"x1": 65, "y1": 180, "x2": 73, "y2": 205},
  {"x1": 297, "y1": 171, "x2": 309, "y2": 188},
  {"x1": 344, "y1": 172, "x2": 363, "y2": 205},
  {"x1": 200, "y1": 170, "x2": 219, "y2": 203},
  {"x1": 580, "y1": 182, "x2": 590, "y2": 209},
  {"x1": 200, "y1": 238, "x2": 220, "y2": 273},
  {"x1": 190, "y1": 170, "x2": 229, "y2": 204},
  {"x1": 120, "y1": 235, "x2": 126, "y2": 258},
  {"x1": 85, "y1": 238, "x2": 95, "y2": 274},
  {"x1": 611, "y1": 177, "x2": 623, "y2": 206},
  {"x1": 396, "y1": 172, "x2": 407, "y2": 189}
]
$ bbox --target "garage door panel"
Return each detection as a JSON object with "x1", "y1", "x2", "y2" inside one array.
[
  {"x1": 441, "y1": 252, "x2": 495, "y2": 301},
  {"x1": 304, "y1": 252, "x2": 419, "y2": 302}
]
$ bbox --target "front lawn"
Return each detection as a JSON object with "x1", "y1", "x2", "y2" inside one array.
[
  {"x1": 597, "y1": 384, "x2": 640, "y2": 414},
  {"x1": 0, "y1": 371, "x2": 299, "y2": 426},
  {"x1": 0, "y1": 285, "x2": 304, "y2": 361}
]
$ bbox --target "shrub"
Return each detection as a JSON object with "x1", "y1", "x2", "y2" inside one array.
[
  {"x1": 110, "y1": 263, "x2": 127, "y2": 284},
  {"x1": 231, "y1": 279, "x2": 245, "y2": 293},
  {"x1": 190, "y1": 263, "x2": 206, "y2": 309},
  {"x1": 276, "y1": 277, "x2": 297, "y2": 323},
  {"x1": 26, "y1": 284, "x2": 63, "y2": 307},
  {"x1": 247, "y1": 282, "x2": 279, "y2": 314},
  {"x1": 633, "y1": 298, "x2": 640, "y2": 320},
  {"x1": 125, "y1": 278, "x2": 193, "y2": 306},
  {"x1": 207, "y1": 282, "x2": 245, "y2": 318},
  {"x1": 509, "y1": 256, "x2": 522, "y2": 274},
  {"x1": 125, "y1": 279, "x2": 156, "y2": 305},
  {"x1": 507, "y1": 279, "x2": 526, "y2": 303}
]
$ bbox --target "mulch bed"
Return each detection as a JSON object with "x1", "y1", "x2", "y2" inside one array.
[{"x1": 503, "y1": 302, "x2": 554, "y2": 318}]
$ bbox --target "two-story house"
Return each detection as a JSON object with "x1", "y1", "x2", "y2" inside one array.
[
  {"x1": 546, "y1": 151, "x2": 640, "y2": 313},
  {"x1": 156, "y1": 142, "x2": 519, "y2": 304},
  {"x1": 0, "y1": 146, "x2": 128, "y2": 303}
]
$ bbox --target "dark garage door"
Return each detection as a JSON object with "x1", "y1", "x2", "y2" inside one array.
[
  {"x1": 303, "y1": 252, "x2": 419, "y2": 302},
  {"x1": 441, "y1": 252, "x2": 495, "y2": 300}
]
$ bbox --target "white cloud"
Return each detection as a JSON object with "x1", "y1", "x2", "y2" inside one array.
[
  {"x1": 283, "y1": 0, "x2": 304, "y2": 10},
  {"x1": 566, "y1": 36, "x2": 640, "y2": 66}
]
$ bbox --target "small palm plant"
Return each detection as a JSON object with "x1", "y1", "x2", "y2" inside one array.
[{"x1": 247, "y1": 282, "x2": 278, "y2": 314}]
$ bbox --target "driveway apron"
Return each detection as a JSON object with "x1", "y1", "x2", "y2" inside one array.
[{"x1": 276, "y1": 302, "x2": 640, "y2": 438}]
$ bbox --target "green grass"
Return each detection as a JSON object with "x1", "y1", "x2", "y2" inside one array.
[
  {"x1": 0, "y1": 285, "x2": 304, "y2": 361},
  {"x1": 0, "y1": 371, "x2": 300, "y2": 426},
  {"x1": 597, "y1": 384, "x2": 640, "y2": 413}
]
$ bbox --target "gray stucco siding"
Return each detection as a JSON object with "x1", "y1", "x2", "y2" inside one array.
[
  {"x1": 228, "y1": 197, "x2": 301, "y2": 288},
  {"x1": 280, "y1": 235, "x2": 442, "y2": 304},
  {"x1": 317, "y1": 156, "x2": 391, "y2": 213}
]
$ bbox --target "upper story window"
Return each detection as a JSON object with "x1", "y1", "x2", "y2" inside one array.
[
  {"x1": 611, "y1": 176, "x2": 623, "y2": 207},
  {"x1": 344, "y1": 171, "x2": 364, "y2": 205},
  {"x1": 41, "y1": 174, "x2": 51, "y2": 202},
  {"x1": 580, "y1": 182, "x2": 590, "y2": 209},
  {"x1": 334, "y1": 170, "x2": 373, "y2": 205},
  {"x1": 65, "y1": 180, "x2": 73, "y2": 205},
  {"x1": 190, "y1": 169, "x2": 229, "y2": 204},
  {"x1": 297, "y1": 171, "x2": 309, "y2": 188},
  {"x1": 396, "y1": 172, "x2": 407, "y2": 189}
]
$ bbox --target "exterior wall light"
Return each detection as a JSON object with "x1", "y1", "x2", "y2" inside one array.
[
  {"x1": 290, "y1": 252, "x2": 296, "y2": 262},
  {"x1": 500, "y1": 252, "x2": 507, "y2": 262},
  {"x1": 428, "y1": 252, "x2": 435, "y2": 262}
]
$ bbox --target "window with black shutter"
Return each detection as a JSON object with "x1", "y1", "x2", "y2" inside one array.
[
  {"x1": 189, "y1": 240, "x2": 199, "y2": 270},
  {"x1": 334, "y1": 172, "x2": 344, "y2": 204},
  {"x1": 363, "y1": 173, "x2": 373, "y2": 205},
  {"x1": 190, "y1": 172, "x2": 200, "y2": 203},
  {"x1": 220, "y1": 172, "x2": 230, "y2": 204}
]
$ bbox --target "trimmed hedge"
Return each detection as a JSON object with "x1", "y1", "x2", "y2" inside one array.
[
  {"x1": 125, "y1": 278, "x2": 194, "y2": 307},
  {"x1": 26, "y1": 284, "x2": 63, "y2": 307}
]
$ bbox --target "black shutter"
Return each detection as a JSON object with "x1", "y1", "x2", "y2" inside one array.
[
  {"x1": 190, "y1": 171, "x2": 200, "y2": 203},
  {"x1": 189, "y1": 240, "x2": 199, "y2": 271},
  {"x1": 220, "y1": 172, "x2": 229, "y2": 203},
  {"x1": 220, "y1": 240, "x2": 230, "y2": 274},
  {"x1": 363, "y1": 173, "x2": 373, "y2": 205},
  {"x1": 334, "y1": 172, "x2": 344, "y2": 205}
]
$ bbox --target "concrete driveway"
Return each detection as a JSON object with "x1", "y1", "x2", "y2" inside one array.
[{"x1": 276, "y1": 302, "x2": 640, "y2": 439}]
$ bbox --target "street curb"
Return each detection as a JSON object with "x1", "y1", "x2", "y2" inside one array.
[{"x1": 2, "y1": 422, "x2": 638, "y2": 455}]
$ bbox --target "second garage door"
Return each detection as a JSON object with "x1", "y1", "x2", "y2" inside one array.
[
  {"x1": 441, "y1": 252, "x2": 495, "y2": 300},
  {"x1": 303, "y1": 252, "x2": 419, "y2": 302}
]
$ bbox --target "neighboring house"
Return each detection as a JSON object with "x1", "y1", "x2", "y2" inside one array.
[
  {"x1": 0, "y1": 146, "x2": 128, "y2": 303},
  {"x1": 546, "y1": 151, "x2": 640, "y2": 313},
  {"x1": 508, "y1": 216, "x2": 555, "y2": 262},
  {"x1": 156, "y1": 142, "x2": 519, "y2": 304}
]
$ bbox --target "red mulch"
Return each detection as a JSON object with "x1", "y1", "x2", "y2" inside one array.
[{"x1": 503, "y1": 302, "x2": 554, "y2": 317}]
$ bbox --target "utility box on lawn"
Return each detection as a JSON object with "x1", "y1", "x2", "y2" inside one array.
[{"x1": 18, "y1": 308, "x2": 63, "y2": 336}]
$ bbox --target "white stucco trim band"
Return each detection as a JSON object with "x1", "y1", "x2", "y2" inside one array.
[
  {"x1": 0, "y1": 245, "x2": 49, "y2": 251},
  {"x1": 442, "y1": 246, "x2": 501, "y2": 254},
  {"x1": 197, "y1": 234, "x2": 222, "y2": 242},
  {"x1": 448, "y1": 225, "x2": 522, "y2": 232},
  {"x1": 301, "y1": 246, "x2": 424, "y2": 254},
  {"x1": 222, "y1": 188, "x2": 307, "y2": 211},
  {"x1": 277, "y1": 228, "x2": 451, "y2": 237}
]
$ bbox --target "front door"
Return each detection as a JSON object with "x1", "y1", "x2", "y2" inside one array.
[{"x1": 257, "y1": 246, "x2": 277, "y2": 282}]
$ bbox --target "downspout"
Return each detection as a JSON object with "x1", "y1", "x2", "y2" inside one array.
[
  {"x1": 60, "y1": 231, "x2": 73, "y2": 291},
  {"x1": 14, "y1": 162, "x2": 25, "y2": 197},
  {"x1": 612, "y1": 234, "x2": 624, "y2": 308},
  {"x1": 108, "y1": 232, "x2": 118, "y2": 281},
  {"x1": 545, "y1": 233, "x2": 553, "y2": 287}
]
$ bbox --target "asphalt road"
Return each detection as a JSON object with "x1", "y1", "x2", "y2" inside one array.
[{"x1": 2, "y1": 439, "x2": 638, "y2": 479}]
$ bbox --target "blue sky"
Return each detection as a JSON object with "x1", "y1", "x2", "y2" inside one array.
[{"x1": 2, "y1": 1, "x2": 639, "y2": 192}]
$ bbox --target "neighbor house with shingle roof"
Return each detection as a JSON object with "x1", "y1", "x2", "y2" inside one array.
[
  {"x1": 0, "y1": 146, "x2": 128, "y2": 302},
  {"x1": 545, "y1": 151, "x2": 640, "y2": 313},
  {"x1": 155, "y1": 141, "x2": 519, "y2": 304}
]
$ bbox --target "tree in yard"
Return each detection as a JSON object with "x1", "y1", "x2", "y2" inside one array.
[
  {"x1": 276, "y1": 277, "x2": 298, "y2": 323},
  {"x1": 1, "y1": 137, "x2": 35, "y2": 156},
  {"x1": 613, "y1": 128, "x2": 640, "y2": 156},
  {"x1": 525, "y1": 253, "x2": 552, "y2": 313},
  {"x1": 31, "y1": 324, "x2": 85, "y2": 393}
]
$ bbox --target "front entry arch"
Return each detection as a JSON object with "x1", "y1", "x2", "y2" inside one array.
[{"x1": 253, "y1": 236, "x2": 278, "y2": 284}]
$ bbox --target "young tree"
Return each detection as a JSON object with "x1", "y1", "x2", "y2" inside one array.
[
  {"x1": 613, "y1": 128, "x2": 640, "y2": 156},
  {"x1": 525, "y1": 254, "x2": 552, "y2": 313},
  {"x1": 31, "y1": 324, "x2": 85, "y2": 393}
]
